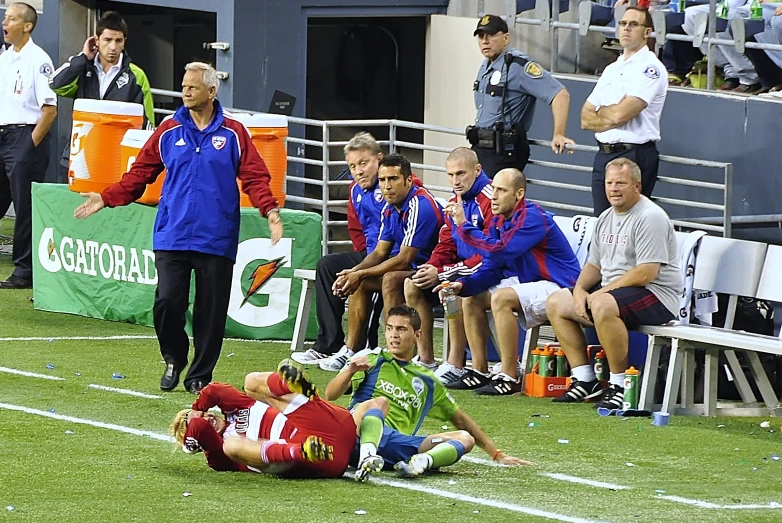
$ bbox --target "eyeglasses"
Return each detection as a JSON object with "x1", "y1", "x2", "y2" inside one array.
[{"x1": 618, "y1": 20, "x2": 649, "y2": 29}]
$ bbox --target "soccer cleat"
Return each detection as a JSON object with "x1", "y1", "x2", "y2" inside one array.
[
  {"x1": 594, "y1": 384, "x2": 625, "y2": 410},
  {"x1": 444, "y1": 368, "x2": 492, "y2": 390},
  {"x1": 411, "y1": 355, "x2": 438, "y2": 371},
  {"x1": 278, "y1": 359, "x2": 319, "y2": 399},
  {"x1": 552, "y1": 378, "x2": 603, "y2": 403},
  {"x1": 394, "y1": 453, "x2": 432, "y2": 478},
  {"x1": 318, "y1": 346, "x2": 354, "y2": 372},
  {"x1": 301, "y1": 435, "x2": 334, "y2": 462},
  {"x1": 473, "y1": 372, "x2": 522, "y2": 396},
  {"x1": 290, "y1": 348, "x2": 329, "y2": 365},
  {"x1": 354, "y1": 454, "x2": 384, "y2": 483}
]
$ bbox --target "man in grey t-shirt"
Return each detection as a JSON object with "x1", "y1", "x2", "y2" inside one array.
[{"x1": 545, "y1": 157, "x2": 681, "y2": 410}]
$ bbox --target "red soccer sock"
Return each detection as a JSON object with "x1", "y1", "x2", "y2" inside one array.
[
  {"x1": 260, "y1": 440, "x2": 304, "y2": 464},
  {"x1": 266, "y1": 373, "x2": 292, "y2": 397}
]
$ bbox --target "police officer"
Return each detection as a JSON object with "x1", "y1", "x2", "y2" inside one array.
[
  {"x1": 468, "y1": 14, "x2": 574, "y2": 178},
  {"x1": 580, "y1": 7, "x2": 667, "y2": 216},
  {"x1": 0, "y1": 3, "x2": 57, "y2": 289}
]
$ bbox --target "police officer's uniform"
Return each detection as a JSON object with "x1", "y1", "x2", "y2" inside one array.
[
  {"x1": 468, "y1": 15, "x2": 565, "y2": 178},
  {"x1": 585, "y1": 45, "x2": 667, "y2": 215},
  {"x1": 0, "y1": 37, "x2": 56, "y2": 285}
]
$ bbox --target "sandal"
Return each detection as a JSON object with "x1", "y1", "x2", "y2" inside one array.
[
  {"x1": 668, "y1": 74, "x2": 684, "y2": 86},
  {"x1": 770, "y1": 84, "x2": 782, "y2": 92}
]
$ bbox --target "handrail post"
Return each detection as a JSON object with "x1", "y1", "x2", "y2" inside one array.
[
  {"x1": 389, "y1": 121, "x2": 397, "y2": 153},
  {"x1": 707, "y1": 0, "x2": 717, "y2": 90},
  {"x1": 551, "y1": 0, "x2": 561, "y2": 73},
  {"x1": 321, "y1": 123, "x2": 330, "y2": 256},
  {"x1": 723, "y1": 163, "x2": 733, "y2": 238}
]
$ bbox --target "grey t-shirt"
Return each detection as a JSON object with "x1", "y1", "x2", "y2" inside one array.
[{"x1": 587, "y1": 196, "x2": 681, "y2": 315}]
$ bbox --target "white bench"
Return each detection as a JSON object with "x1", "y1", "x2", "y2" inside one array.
[
  {"x1": 638, "y1": 239, "x2": 782, "y2": 417},
  {"x1": 289, "y1": 269, "x2": 316, "y2": 353}
]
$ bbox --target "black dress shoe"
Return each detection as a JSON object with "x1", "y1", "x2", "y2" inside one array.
[
  {"x1": 186, "y1": 380, "x2": 207, "y2": 395},
  {"x1": 160, "y1": 363, "x2": 181, "y2": 391},
  {"x1": 0, "y1": 276, "x2": 32, "y2": 289}
]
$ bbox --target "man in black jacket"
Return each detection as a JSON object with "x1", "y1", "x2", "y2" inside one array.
[{"x1": 50, "y1": 11, "x2": 154, "y2": 180}]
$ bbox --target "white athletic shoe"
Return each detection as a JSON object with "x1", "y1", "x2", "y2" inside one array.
[
  {"x1": 394, "y1": 453, "x2": 432, "y2": 478},
  {"x1": 411, "y1": 355, "x2": 438, "y2": 371},
  {"x1": 354, "y1": 454, "x2": 384, "y2": 483},
  {"x1": 318, "y1": 346, "x2": 354, "y2": 372},
  {"x1": 490, "y1": 360, "x2": 524, "y2": 377},
  {"x1": 290, "y1": 348, "x2": 328, "y2": 365},
  {"x1": 434, "y1": 362, "x2": 467, "y2": 385}
]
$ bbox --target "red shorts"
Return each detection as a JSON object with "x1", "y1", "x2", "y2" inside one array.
[{"x1": 283, "y1": 396, "x2": 357, "y2": 479}]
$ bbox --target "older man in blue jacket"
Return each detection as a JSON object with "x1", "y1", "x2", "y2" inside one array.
[{"x1": 74, "y1": 62, "x2": 281, "y2": 394}]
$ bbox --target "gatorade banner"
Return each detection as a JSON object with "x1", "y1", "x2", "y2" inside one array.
[{"x1": 32, "y1": 184, "x2": 321, "y2": 341}]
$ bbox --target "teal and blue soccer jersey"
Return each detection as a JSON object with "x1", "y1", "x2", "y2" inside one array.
[{"x1": 348, "y1": 349, "x2": 459, "y2": 436}]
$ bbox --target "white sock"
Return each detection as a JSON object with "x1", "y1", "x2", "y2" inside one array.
[
  {"x1": 571, "y1": 364, "x2": 596, "y2": 382},
  {"x1": 359, "y1": 443, "x2": 377, "y2": 463},
  {"x1": 609, "y1": 372, "x2": 625, "y2": 387}
]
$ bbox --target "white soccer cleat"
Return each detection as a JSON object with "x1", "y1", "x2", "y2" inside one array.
[
  {"x1": 354, "y1": 454, "x2": 384, "y2": 483},
  {"x1": 394, "y1": 453, "x2": 432, "y2": 478},
  {"x1": 318, "y1": 346, "x2": 354, "y2": 372},
  {"x1": 290, "y1": 348, "x2": 328, "y2": 365}
]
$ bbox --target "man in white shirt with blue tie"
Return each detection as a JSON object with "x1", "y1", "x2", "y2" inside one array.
[{"x1": 581, "y1": 6, "x2": 667, "y2": 217}]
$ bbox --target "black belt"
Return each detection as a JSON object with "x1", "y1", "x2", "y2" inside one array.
[
  {"x1": 0, "y1": 124, "x2": 34, "y2": 131},
  {"x1": 596, "y1": 140, "x2": 654, "y2": 154}
]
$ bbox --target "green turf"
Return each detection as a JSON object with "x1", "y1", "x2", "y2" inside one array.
[{"x1": 1, "y1": 220, "x2": 781, "y2": 522}]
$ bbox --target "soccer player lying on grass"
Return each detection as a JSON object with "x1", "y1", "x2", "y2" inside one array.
[
  {"x1": 171, "y1": 362, "x2": 381, "y2": 478},
  {"x1": 324, "y1": 305, "x2": 534, "y2": 481}
]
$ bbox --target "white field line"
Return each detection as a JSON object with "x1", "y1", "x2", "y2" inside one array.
[
  {"x1": 369, "y1": 476, "x2": 607, "y2": 523},
  {"x1": 0, "y1": 402, "x2": 606, "y2": 523},
  {"x1": 0, "y1": 402, "x2": 173, "y2": 442},
  {"x1": 461, "y1": 455, "x2": 508, "y2": 467},
  {"x1": 0, "y1": 366, "x2": 65, "y2": 380},
  {"x1": 88, "y1": 384, "x2": 163, "y2": 399},
  {"x1": 658, "y1": 495, "x2": 782, "y2": 510},
  {"x1": 0, "y1": 335, "x2": 289, "y2": 344},
  {"x1": 541, "y1": 473, "x2": 630, "y2": 491}
]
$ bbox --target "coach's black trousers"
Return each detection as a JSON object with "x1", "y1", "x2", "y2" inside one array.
[
  {"x1": 314, "y1": 250, "x2": 383, "y2": 354},
  {"x1": 0, "y1": 125, "x2": 50, "y2": 282},
  {"x1": 154, "y1": 250, "x2": 233, "y2": 388}
]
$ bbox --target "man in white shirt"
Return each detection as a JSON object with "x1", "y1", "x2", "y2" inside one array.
[
  {"x1": 0, "y1": 2, "x2": 57, "y2": 289},
  {"x1": 580, "y1": 7, "x2": 667, "y2": 216}
]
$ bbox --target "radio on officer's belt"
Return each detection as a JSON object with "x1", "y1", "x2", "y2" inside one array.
[{"x1": 496, "y1": 122, "x2": 517, "y2": 162}]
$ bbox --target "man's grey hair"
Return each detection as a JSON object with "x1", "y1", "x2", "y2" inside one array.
[
  {"x1": 606, "y1": 157, "x2": 642, "y2": 182},
  {"x1": 184, "y1": 62, "x2": 219, "y2": 94},
  {"x1": 343, "y1": 132, "x2": 381, "y2": 157}
]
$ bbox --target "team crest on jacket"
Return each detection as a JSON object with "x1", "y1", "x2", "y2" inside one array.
[
  {"x1": 116, "y1": 72, "x2": 129, "y2": 89},
  {"x1": 374, "y1": 187, "x2": 383, "y2": 202},
  {"x1": 212, "y1": 136, "x2": 227, "y2": 150}
]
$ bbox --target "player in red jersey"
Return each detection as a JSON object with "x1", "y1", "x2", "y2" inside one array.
[{"x1": 170, "y1": 361, "x2": 379, "y2": 478}]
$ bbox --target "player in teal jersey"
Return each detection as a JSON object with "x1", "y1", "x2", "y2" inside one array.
[{"x1": 325, "y1": 305, "x2": 533, "y2": 481}]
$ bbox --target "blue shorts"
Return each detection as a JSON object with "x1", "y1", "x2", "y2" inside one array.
[{"x1": 350, "y1": 426, "x2": 426, "y2": 469}]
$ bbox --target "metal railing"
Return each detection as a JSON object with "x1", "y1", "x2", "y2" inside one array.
[
  {"x1": 479, "y1": 0, "x2": 782, "y2": 91},
  {"x1": 147, "y1": 89, "x2": 733, "y2": 255}
]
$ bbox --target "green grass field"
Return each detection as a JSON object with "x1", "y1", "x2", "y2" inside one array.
[{"x1": 1, "y1": 218, "x2": 781, "y2": 522}]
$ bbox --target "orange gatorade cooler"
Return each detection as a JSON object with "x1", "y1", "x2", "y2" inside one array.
[
  {"x1": 120, "y1": 129, "x2": 166, "y2": 205},
  {"x1": 231, "y1": 112, "x2": 288, "y2": 207},
  {"x1": 68, "y1": 99, "x2": 144, "y2": 193}
]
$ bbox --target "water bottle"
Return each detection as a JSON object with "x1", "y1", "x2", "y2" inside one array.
[
  {"x1": 678, "y1": 0, "x2": 686, "y2": 12},
  {"x1": 442, "y1": 282, "x2": 459, "y2": 320},
  {"x1": 716, "y1": 0, "x2": 729, "y2": 19},
  {"x1": 750, "y1": 0, "x2": 762, "y2": 19},
  {"x1": 555, "y1": 349, "x2": 568, "y2": 377},
  {"x1": 622, "y1": 367, "x2": 640, "y2": 410},
  {"x1": 529, "y1": 347, "x2": 542, "y2": 374},
  {"x1": 538, "y1": 347, "x2": 554, "y2": 377},
  {"x1": 594, "y1": 349, "x2": 609, "y2": 381}
]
